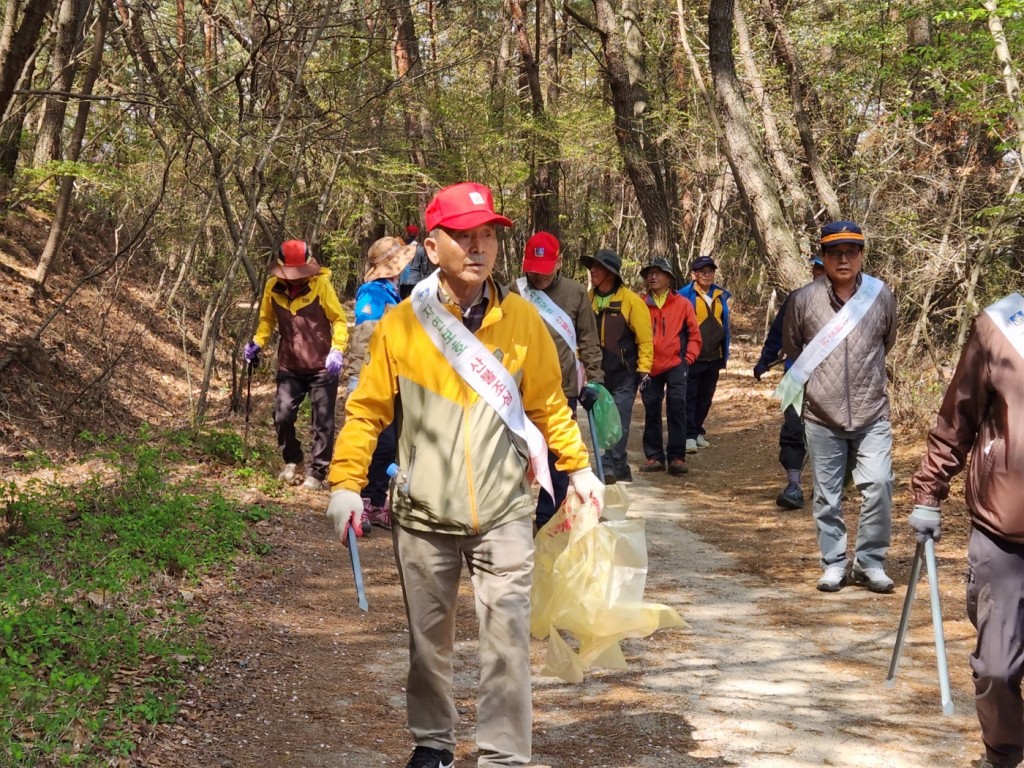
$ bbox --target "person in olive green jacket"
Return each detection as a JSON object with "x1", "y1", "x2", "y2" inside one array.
[
  {"x1": 512, "y1": 230, "x2": 604, "y2": 527},
  {"x1": 582, "y1": 248, "x2": 654, "y2": 484}
]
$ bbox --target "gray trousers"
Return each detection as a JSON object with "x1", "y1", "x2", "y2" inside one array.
[
  {"x1": 393, "y1": 517, "x2": 534, "y2": 767},
  {"x1": 968, "y1": 526, "x2": 1024, "y2": 767},
  {"x1": 803, "y1": 419, "x2": 892, "y2": 570}
]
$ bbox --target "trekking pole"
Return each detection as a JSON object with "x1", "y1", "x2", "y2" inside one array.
[
  {"x1": 924, "y1": 538, "x2": 954, "y2": 715},
  {"x1": 885, "y1": 539, "x2": 954, "y2": 715},
  {"x1": 242, "y1": 361, "x2": 254, "y2": 464},
  {"x1": 347, "y1": 525, "x2": 369, "y2": 612},
  {"x1": 587, "y1": 409, "x2": 605, "y2": 484}
]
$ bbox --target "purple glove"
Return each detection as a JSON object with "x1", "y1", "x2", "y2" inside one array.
[
  {"x1": 325, "y1": 349, "x2": 344, "y2": 377},
  {"x1": 244, "y1": 341, "x2": 261, "y2": 366}
]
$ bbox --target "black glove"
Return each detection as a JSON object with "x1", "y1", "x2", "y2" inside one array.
[
  {"x1": 753, "y1": 361, "x2": 769, "y2": 381},
  {"x1": 578, "y1": 383, "x2": 599, "y2": 412}
]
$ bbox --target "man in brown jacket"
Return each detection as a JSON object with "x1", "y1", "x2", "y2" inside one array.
[
  {"x1": 513, "y1": 231, "x2": 604, "y2": 527},
  {"x1": 911, "y1": 291, "x2": 1024, "y2": 768},
  {"x1": 782, "y1": 220, "x2": 897, "y2": 593}
]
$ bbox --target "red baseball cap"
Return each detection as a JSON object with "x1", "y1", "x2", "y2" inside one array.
[
  {"x1": 424, "y1": 181, "x2": 514, "y2": 232},
  {"x1": 270, "y1": 239, "x2": 320, "y2": 280},
  {"x1": 522, "y1": 231, "x2": 560, "y2": 274}
]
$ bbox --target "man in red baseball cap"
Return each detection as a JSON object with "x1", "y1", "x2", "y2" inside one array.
[
  {"x1": 513, "y1": 230, "x2": 604, "y2": 528},
  {"x1": 326, "y1": 182, "x2": 603, "y2": 768}
]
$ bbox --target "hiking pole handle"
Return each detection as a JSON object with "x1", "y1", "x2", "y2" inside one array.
[
  {"x1": 347, "y1": 525, "x2": 368, "y2": 612},
  {"x1": 886, "y1": 541, "x2": 924, "y2": 686},
  {"x1": 924, "y1": 538, "x2": 954, "y2": 715}
]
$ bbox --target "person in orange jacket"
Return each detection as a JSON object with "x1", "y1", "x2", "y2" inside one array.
[{"x1": 638, "y1": 257, "x2": 702, "y2": 476}]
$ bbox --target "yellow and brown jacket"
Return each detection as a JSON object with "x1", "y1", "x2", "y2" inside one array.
[
  {"x1": 253, "y1": 268, "x2": 348, "y2": 375},
  {"x1": 328, "y1": 278, "x2": 590, "y2": 535}
]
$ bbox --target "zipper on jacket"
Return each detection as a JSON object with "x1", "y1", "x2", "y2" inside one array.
[{"x1": 463, "y1": 407, "x2": 480, "y2": 533}]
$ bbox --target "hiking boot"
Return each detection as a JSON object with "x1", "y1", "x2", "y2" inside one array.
[
  {"x1": 685, "y1": 439, "x2": 698, "y2": 454},
  {"x1": 300, "y1": 475, "x2": 327, "y2": 491},
  {"x1": 667, "y1": 459, "x2": 688, "y2": 476},
  {"x1": 696, "y1": 434, "x2": 711, "y2": 448},
  {"x1": 775, "y1": 483, "x2": 805, "y2": 509},
  {"x1": 640, "y1": 458, "x2": 665, "y2": 472},
  {"x1": 603, "y1": 468, "x2": 617, "y2": 485},
  {"x1": 366, "y1": 503, "x2": 392, "y2": 530},
  {"x1": 851, "y1": 561, "x2": 895, "y2": 593},
  {"x1": 817, "y1": 564, "x2": 847, "y2": 592},
  {"x1": 406, "y1": 745, "x2": 454, "y2": 768},
  {"x1": 618, "y1": 466, "x2": 633, "y2": 483},
  {"x1": 358, "y1": 499, "x2": 373, "y2": 536},
  {"x1": 277, "y1": 462, "x2": 300, "y2": 483}
]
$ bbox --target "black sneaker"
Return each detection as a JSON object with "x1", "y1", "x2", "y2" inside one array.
[
  {"x1": 603, "y1": 469, "x2": 617, "y2": 485},
  {"x1": 640, "y1": 458, "x2": 666, "y2": 472},
  {"x1": 775, "y1": 483, "x2": 804, "y2": 509},
  {"x1": 619, "y1": 466, "x2": 633, "y2": 483},
  {"x1": 406, "y1": 746, "x2": 454, "y2": 768}
]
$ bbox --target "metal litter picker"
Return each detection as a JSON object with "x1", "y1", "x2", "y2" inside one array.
[{"x1": 885, "y1": 538, "x2": 953, "y2": 715}]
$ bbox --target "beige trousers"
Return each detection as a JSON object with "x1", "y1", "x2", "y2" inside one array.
[{"x1": 393, "y1": 516, "x2": 534, "y2": 767}]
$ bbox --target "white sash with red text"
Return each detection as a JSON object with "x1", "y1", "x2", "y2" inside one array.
[
  {"x1": 412, "y1": 272, "x2": 553, "y2": 496},
  {"x1": 516, "y1": 276, "x2": 585, "y2": 391}
]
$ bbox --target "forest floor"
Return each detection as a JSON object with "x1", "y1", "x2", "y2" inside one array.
[{"x1": 121, "y1": 328, "x2": 982, "y2": 768}]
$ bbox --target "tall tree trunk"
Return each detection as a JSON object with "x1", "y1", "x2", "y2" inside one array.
[
  {"x1": 733, "y1": 1, "x2": 813, "y2": 237},
  {"x1": 708, "y1": 0, "x2": 805, "y2": 290},
  {"x1": 985, "y1": 0, "x2": 1024, "y2": 154},
  {"x1": 509, "y1": 0, "x2": 559, "y2": 234},
  {"x1": 567, "y1": 0, "x2": 677, "y2": 257},
  {"x1": 32, "y1": 0, "x2": 89, "y2": 167},
  {"x1": 34, "y1": 0, "x2": 110, "y2": 291},
  {"x1": 759, "y1": 0, "x2": 840, "y2": 221},
  {"x1": 389, "y1": 0, "x2": 430, "y2": 171},
  {"x1": 0, "y1": 0, "x2": 54, "y2": 177}
]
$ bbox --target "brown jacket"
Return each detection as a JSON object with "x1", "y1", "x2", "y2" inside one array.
[
  {"x1": 782, "y1": 274, "x2": 897, "y2": 431},
  {"x1": 912, "y1": 305, "x2": 1024, "y2": 544},
  {"x1": 512, "y1": 274, "x2": 604, "y2": 398}
]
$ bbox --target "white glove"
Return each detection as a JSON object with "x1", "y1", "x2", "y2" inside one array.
[
  {"x1": 326, "y1": 489, "x2": 364, "y2": 541},
  {"x1": 569, "y1": 468, "x2": 605, "y2": 514}
]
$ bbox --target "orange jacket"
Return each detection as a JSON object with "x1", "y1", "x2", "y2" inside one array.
[{"x1": 644, "y1": 290, "x2": 702, "y2": 375}]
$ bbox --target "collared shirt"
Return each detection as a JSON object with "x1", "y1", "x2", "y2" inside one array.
[{"x1": 439, "y1": 281, "x2": 490, "y2": 334}]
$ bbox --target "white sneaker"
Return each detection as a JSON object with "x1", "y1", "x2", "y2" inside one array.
[
  {"x1": 277, "y1": 462, "x2": 300, "y2": 483},
  {"x1": 817, "y1": 564, "x2": 847, "y2": 592},
  {"x1": 696, "y1": 434, "x2": 711, "y2": 448},
  {"x1": 685, "y1": 439, "x2": 698, "y2": 454},
  {"x1": 300, "y1": 475, "x2": 326, "y2": 491},
  {"x1": 851, "y1": 561, "x2": 895, "y2": 593}
]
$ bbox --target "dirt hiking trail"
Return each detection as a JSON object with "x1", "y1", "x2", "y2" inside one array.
[{"x1": 143, "y1": 334, "x2": 981, "y2": 768}]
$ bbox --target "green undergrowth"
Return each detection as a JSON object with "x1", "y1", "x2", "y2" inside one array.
[{"x1": 0, "y1": 424, "x2": 276, "y2": 767}]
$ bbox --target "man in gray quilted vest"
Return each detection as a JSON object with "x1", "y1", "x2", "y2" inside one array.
[{"x1": 782, "y1": 221, "x2": 897, "y2": 593}]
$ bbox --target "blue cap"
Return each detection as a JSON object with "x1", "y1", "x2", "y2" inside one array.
[
  {"x1": 820, "y1": 220, "x2": 865, "y2": 249},
  {"x1": 691, "y1": 255, "x2": 717, "y2": 271},
  {"x1": 810, "y1": 255, "x2": 824, "y2": 267}
]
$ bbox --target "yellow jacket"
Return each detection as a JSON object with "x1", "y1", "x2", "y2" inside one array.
[
  {"x1": 253, "y1": 269, "x2": 348, "y2": 375},
  {"x1": 328, "y1": 279, "x2": 590, "y2": 535},
  {"x1": 589, "y1": 284, "x2": 654, "y2": 384}
]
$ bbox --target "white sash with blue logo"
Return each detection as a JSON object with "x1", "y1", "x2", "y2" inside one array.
[
  {"x1": 984, "y1": 292, "x2": 1024, "y2": 362},
  {"x1": 774, "y1": 274, "x2": 885, "y2": 414},
  {"x1": 411, "y1": 272, "x2": 553, "y2": 497}
]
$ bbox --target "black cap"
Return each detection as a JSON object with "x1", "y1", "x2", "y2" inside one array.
[
  {"x1": 581, "y1": 248, "x2": 622, "y2": 278},
  {"x1": 640, "y1": 256, "x2": 679, "y2": 282}
]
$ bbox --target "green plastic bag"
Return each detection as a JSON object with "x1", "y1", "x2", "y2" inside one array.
[{"x1": 588, "y1": 383, "x2": 621, "y2": 450}]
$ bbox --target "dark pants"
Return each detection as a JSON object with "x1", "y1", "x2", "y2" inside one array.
[
  {"x1": 274, "y1": 369, "x2": 338, "y2": 481},
  {"x1": 779, "y1": 404, "x2": 806, "y2": 471},
  {"x1": 604, "y1": 377, "x2": 638, "y2": 477},
  {"x1": 536, "y1": 397, "x2": 577, "y2": 528},
  {"x1": 363, "y1": 422, "x2": 397, "y2": 507},
  {"x1": 967, "y1": 526, "x2": 1024, "y2": 767},
  {"x1": 686, "y1": 360, "x2": 721, "y2": 440},
  {"x1": 641, "y1": 363, "x2": 688, "y2": 463}
]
